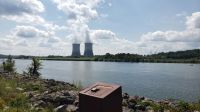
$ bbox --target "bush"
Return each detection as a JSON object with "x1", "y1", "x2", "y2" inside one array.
[
  {"x1": 2, "y1": 55, "x2": 16, "y2": 73},
  {"x1": 27, "y1": 57, "x2": 42, "y2": 77}
]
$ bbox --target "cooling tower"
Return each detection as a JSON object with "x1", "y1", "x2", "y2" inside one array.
[
  {"x1": 84, "y1": 43, "x2": 94, "y2": 57},
  {"x1": 71, "y1": 43, "x2": 81, "y2": 57}
]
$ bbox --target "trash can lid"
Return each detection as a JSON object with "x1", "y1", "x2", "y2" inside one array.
[{"x1": 80, "y1": 82, "x2": 121, "y2": 99}]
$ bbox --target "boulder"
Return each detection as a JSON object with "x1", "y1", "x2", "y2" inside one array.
[{"x1": 54, "y1": 95, "x2": 75, "y2": 105}]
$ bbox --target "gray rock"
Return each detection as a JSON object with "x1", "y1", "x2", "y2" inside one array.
[
  {"x1": 54, "y1": 104, "x2": 67, "y2": 112},
  {"x1": 128, "y1": 97, "x2": 137, "y2": 109},
  {"x1": 73, "y1": 100, "x2": 79, "y2": 107},
  {"x1": 33, "y1": 100, "x2": 47, "y2": 107},
  {"x1": 135, "y1": 104, "x2": 146, "y2": 111},
  {"x1": 123, "y1": 93, "x2": 129, "y2": 99},
  {"x1": 41, "y1": 94, "x2": 54, "y2": 102},
  {"x1": 128, "y1": 102, "x2": 136, "y2": 110},
  {"x1": 16, "y1": 87, "x2": 24, "y2": 91},
  {"x1": 55, "y1": 95, "x2": 75, "y2": 105},
  {"x1": 66, "y1": 105, "x2": 78, "y2": 112},
  {"x1": 123, "y1": 106, "x2": 134, "y2": 112},
  {"x1": 140, "y1": 96, "x2": 145, "y2": 101},
  {"x1": 122, "y1": 99, "x2": 128, "y2": 106},
  {"x1": 62, "y1": 91, "x2": 70, "y2": 96}
]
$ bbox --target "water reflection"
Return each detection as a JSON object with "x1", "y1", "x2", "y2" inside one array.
[{"x1": 14, "y1": 59, "x2": 200, "y2": 102}]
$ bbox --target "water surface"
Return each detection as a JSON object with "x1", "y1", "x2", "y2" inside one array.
[{"x1": 7, "y1": 59, "x2": 200, "y2": 102}]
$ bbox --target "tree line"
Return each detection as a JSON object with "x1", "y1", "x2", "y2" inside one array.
[
  {"x1": 0, "y1": 49, "x2": 199, "y2": 63},
  {"x1": 94, "y1": 49, "x2": 200, "y2": 63}
]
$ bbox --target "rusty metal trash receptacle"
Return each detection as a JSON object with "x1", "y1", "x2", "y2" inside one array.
[{"x1": 79, "y1": 82, "x2": 122, "y2": 112}]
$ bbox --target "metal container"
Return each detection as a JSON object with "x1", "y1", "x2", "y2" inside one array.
[{"x1": 79, "y1": 82, "x2": 122, "y2": 112}]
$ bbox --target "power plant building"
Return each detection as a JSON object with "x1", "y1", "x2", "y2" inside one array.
[
  {"x1": 71, "y1": 43, "x2": 81, "y2": 57},
  {"x1": 84, "y1": 43, "x2": 93, "y2": 57}
]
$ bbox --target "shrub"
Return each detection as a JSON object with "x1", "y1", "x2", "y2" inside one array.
[
  {"x1": 27, "y1": 57, "x2": 42, "y2": 77},
  {"x1": 3, "y1": 55, "x2": 16, "y2": 73}
]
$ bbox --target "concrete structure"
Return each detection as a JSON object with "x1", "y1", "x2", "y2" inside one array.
[
  {"x1": 71, "y1": 43, "x2": 81, "y2": 57},
  {"x1": 84, "y1": 43, "x2": 93, "y2": 57}
]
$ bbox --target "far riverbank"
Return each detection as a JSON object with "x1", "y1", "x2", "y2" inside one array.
[{"x1": 39, "y1": 57, "x2": 200, "y2": 64}]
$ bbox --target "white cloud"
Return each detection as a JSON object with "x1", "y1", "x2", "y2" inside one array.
[
  {"x1": 53, "y1": 0, "x2": 104, "y2": 43},
  {"x1": 134, "y1": 12, "x2": 200, "y2": 54},
  {"x1": 77, "y1": 0, "x2": 104, "y2": 8},
  {"x1": 14, "y1": 26, "x2": 50, "y2": 38},
  {"x1": 141, "y1": 12, "x2": 200, "y2": 43},
  {"x1": 1, "y1": 0, "x2": 200, "y2": 55},
  {"x1": 2, "y1": 14, "x2": 45, "y2": 24},
  {"x1": 0, "y1": 25, "x2": 70, "y2": 55},
  {"x1": 0, "y1": 0, "x2": 68, "y2": 50},
  {"x1": 0, "y1": 0, "x2": 44, "y2": 16},
  {"x1": 0, "y1": 0, "x2": 46, "y2": 25},
  {"x1": 47, "y1": 37, "x2": 60, "y2": 43},
  {"x1": 53, "y1": 0, "x2": 100, "y2": 20},
  {"x1": 91, "y1": 29, "x2": 116, "y2": 40},
  {"x1": 141, "y1": 29, "x2": 200, "y2": 42},
  {"x1": 186, "y1": 12, "x2": 200, "y2": 29},
  {"x1": 90, "y1": 12, "x2": 200, "y2": 55}
]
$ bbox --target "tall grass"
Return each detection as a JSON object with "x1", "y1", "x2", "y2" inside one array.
[{"x1": 0, "y1": 76, "x2": 35, "y2": 111}]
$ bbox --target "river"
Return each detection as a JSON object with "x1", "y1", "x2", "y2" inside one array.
[{"x1": 3, "y1": 59, "x2": 200, "y2": 102}]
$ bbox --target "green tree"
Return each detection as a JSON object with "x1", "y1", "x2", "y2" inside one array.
[
  {"x1": 27, "y1": 57, "x2": 42, "y2": 77},
  {"x1": 3, "y1": 55, "x2": 16, "y2": 73}
]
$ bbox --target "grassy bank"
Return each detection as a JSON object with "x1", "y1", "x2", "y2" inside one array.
[
  {"x1": 0, "y1": 75, "x2": 38, "y2": 111},
  {"x1": 0, "y1": 73, "x2": 200, "y2": 112},
  {"x1": 0, "y1": 73, "x2": 78, "y2": 112}
]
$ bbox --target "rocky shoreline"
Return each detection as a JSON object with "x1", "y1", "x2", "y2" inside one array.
[{"x1": 0, "y1": 73, "x2": 199, "y2": 112}]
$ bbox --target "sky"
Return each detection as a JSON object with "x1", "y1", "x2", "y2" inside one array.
[{"x1": 0, "y1": 0, "x2": 200, "y2": 56}]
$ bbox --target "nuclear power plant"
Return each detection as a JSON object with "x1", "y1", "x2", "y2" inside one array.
[
  {"x1": 71, "y1": 30, "x2": 94, "y2": 57},
  {"x1": 84, "y1": 43, "x2": 93, "y2": 57},
  {"x1": 71, "y1": 43, "x2": 94, "y2": 57},
  {"x1": 71, "y1": 43, "x2": 81, "y2": 57}
]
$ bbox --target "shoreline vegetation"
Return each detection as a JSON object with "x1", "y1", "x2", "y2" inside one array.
[
  {"x1": 0, "y1": 55, "x2": 200, "y2": 112},
  {"x1": 1, "y1": 49, "x2": 200, "y2": 64},
  {"x1": 42, "y1": 49, "x2": 200, "y2": 64}
]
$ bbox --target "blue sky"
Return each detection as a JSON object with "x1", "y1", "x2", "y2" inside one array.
[{"x1": 0, "y1": 0, "x2": 200, "y2": 55}]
